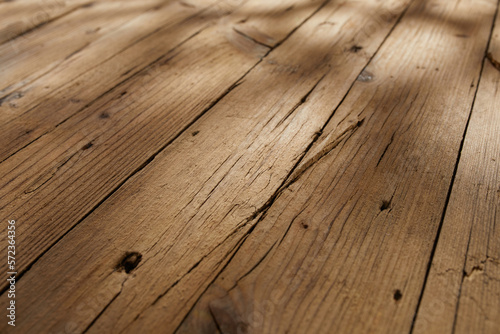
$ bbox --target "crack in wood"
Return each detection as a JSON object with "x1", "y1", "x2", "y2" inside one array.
[
  {"x1": 82, "y1": 276, "x2": 128, "y2": 334},
  {"x1": 24, "y1": 150, "x2": 79, "y2": 194},
  {"x1": 0, "y1": 24, "x2": 210, "y2": 166},
  {"x1": 0, "y1": 2, "x2": 91, "y2": 47},
  {"x1": 274, "y1": 71, "x2": 330, "y2": 130},
  {"x1": 283, "y1": 118, "x2": 365, "y2": 189},
  {"x1": 411, "y1": 1, "x2": 500, "y2": 331},
  {"x1": 0, "y1": 91, "x2": 24, "y2": 107},
  {"x1": 3, "y1": 0, "x2": 423, "y2": 331},
  {"x1": 376, "y1": 132, "x2": 396, "y2": 167},
  {"x1": 233, "y1": 27, "x2": 273, "y2": 48},
  {"x1": 487, "y1": 52, "x2": 500, "y2": 71}
]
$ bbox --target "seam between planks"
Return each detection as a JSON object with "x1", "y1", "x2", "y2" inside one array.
[
  {"x1": 0, "y1": 0, "x2": 94, "y2": 47},
  {"x1": 0, "y1": 0, "x2": 245, "y2": 104},
  {"x1": 0, "y1": 0, "x2": 231, "y2": 137},
  {"x1": 80, "y1": 0, "x2": 340, "y2": 331},
  {"x1": 0, "y1": 0, "x2": 332, "y2": 302},
  {"x1": 409, "y1": 0, "x2": 500, "y2": 333},
  {"x1": 0, "y1": 22, "x2": 209, "y2": 166},
  {"x1": 0, "y1": 0, "x2": 179, "y2": 102},
  {"x1": 163, "y1": 0, "x2": 417, "y2": 330}
]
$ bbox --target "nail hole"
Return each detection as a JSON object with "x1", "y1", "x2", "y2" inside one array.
[
  {"x1": 393, "y1": 289, "x2": 402, "y2": 301},
  {"x1": 350, "y1": 45, "x2": 363, "y2": 53},
  {"x1": 100, "y1": 112, "x2": 110, "y2": 119},
  {"x1": 301, "y1": 223, "x2": 309, "y2": 229},
  {"x1": 380, "y1": 199, "x2": 391, "y2": 211},
  {"x1": 116, "y1": 252, "x2": 142, "y2": 274},
  {"x1": 81, "y1": 142, "x2": 93, "y2": 150}
]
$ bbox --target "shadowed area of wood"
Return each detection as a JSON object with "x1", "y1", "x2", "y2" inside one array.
[{"x1": 0, "y1": 0, "x2": 499, "y2": 333}]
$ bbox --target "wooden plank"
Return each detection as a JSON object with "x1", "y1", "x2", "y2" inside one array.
[
  {"x1": 175, "y1": 0, "x2": 500, "y2": 333},
  {"x1": 0, "y1": 0, "x2": 329, "y2": 294},
  {"x1": 0, "y1": 0, "x2": 170, "y2": 99},
  {"x1": 0, "y1": 0, "x2": 225, "y2": 161},
  {"x1": 413, "y1": 7, "x2": 500, "y2": 334},
  {"x1": 0, "y1": 0, "x2": 414, "y2": 332},
  {"x1": 0, "y1": 0, "x2": 94, "y2": 46}
]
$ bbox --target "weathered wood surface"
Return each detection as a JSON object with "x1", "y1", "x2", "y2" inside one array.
[
  {"x1": 413, "y1": 6, "x2": 500, "y2": 334},
  {"x1": 176, "y1": 0, "x2": 499, "y2": 332},
  {"x1": 0, "y1": 0, "x2": 95, "y2": 46},
  {"x1": 1, "y1": 0, "x2": 499, "y2": 333},
  {"x1": 0, "y1": 0, "x2": 224, "y2": 160},
  {"x1": 0, "y1": 0, "x2": 332, "y2": 282},
  {"x1": 0, "y1": 0, "x2": 418, "y2": 332},
  {"x1": 0, "y1": 0, "x2": 168, "y2": 101}
]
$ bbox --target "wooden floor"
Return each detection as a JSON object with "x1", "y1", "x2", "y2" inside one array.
[{"x1": 1, "y1": 0, "x2": 499, "y2": 333}]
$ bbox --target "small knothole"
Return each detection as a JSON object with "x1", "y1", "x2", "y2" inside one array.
[
  {"x1": 393, "y1": 289, "x2": 403, "y2": 301},
  {"x1": 192, "y1": 130, "x2": 200, "y2": 136},
  {"x1": 350, "y1": 45, "x2": 363, "y2": 53},
  {"x1": 301, "y1": 223, "x2": 309, "y2": 229},
  {"x1": 81, "y1": 142, "x2": 93, "y2": 151},
  {"x1": 25, "y1": 129, "x2": 33, "y2": 135},
  {"x1": 100, "y1": 112, "x2": 110, "y2": 119},
  {"x1": 116, "y1": 252, "x2": 142, "y2": 274},
  {"x1": 120, "y1": 91, "x2": 127, "y2": 97},
  {"x1": 380, "y1": 199, "x2": 391, "y2": 211}
]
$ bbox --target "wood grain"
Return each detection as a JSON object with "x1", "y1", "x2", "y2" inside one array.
[
  {"x1": 413, "y1": 4, "x2": 500, "y2": 333},
  {"x1": 0, "y1": 0, "x2": 168, "y2": 99},
  {"x1": 0, "y1": 0, "x2": 328, "y2": 296},
  {"x1": 0, "y1": 0, "x2": 415, "y2": 332},
  {"x1": 0, "y1": 0, "x2": 224, "y2": 161},
  {"x1": 177, "y1": 0, "x2": 499, "y2": 333},
  {"x1": 0, "y1": 0, "x2": 95, "y2": 46}
]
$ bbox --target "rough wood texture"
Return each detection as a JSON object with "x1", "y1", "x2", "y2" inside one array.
[
  {"x1": 0, "y1": 0, "x2": 331, "y2": 282},
  {"x1": 414, "y1": 6, "x2": 500, "y2": 334},
  {"x1": 1, "y1": 0, "x2": 414, "y2": 332},
  {"x1": 0, "y1": 0, "x2": 167, "y2": 100},
  {"x1": 0, "y1": 0, "x2": 222, "y2": 160},
  {"x1": 1, "y1": 0, "x2": 499, "y2": 333},
  {"x1": 176, "y1": 0, "x2": 499, "y2": 333},
  {"x1": 0, "y1": 0, "x2": 95, "y2": 46}
]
